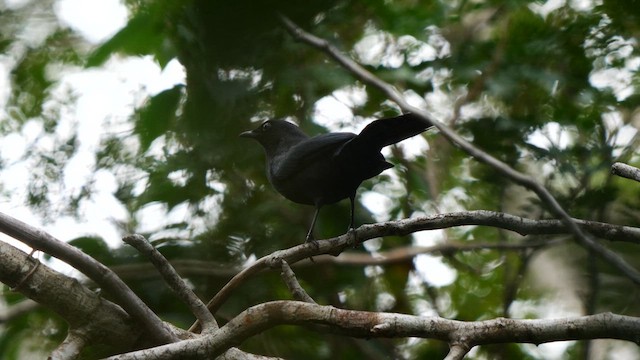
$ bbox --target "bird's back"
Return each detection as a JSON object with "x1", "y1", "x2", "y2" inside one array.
[{"x1": 271, "y1": 131, "x2": 394, "y2": 206}]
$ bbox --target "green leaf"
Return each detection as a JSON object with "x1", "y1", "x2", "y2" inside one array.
[
  {"x1": 135, "y1": 85, "x2": 184, "y2": 152},
  {"x1": 68, "y1": 236, "x2": 114, "y2": 265},
  {"x1": 86, "y1": 8, "x2": 173, "y2": 67}
]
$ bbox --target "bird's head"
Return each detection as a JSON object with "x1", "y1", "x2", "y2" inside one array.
[{"x1": 240, "y1": 119, "x2": 308, "y2": 156}]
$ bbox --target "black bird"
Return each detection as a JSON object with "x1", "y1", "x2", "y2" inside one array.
[{"x1": 240, "y1": 113, "x2": 432, "y2": 242}]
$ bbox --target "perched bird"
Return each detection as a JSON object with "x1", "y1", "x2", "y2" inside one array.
[{"x1": 240, "y1": 113, "x2": 432, "y2": 242}]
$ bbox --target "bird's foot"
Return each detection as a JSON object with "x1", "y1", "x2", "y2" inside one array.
[
  {"x1": 346, "y1": 227, "x2": 358, "y2": 248},
  {"x1": 305, "y1": 235, "x2": 319, "y2": 263},
  {"x1": 305, "y1": 228, "x2": 316, "y2": 243}
]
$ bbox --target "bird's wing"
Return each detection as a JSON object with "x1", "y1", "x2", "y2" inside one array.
[
  {"x1": 272, "y1": 132, "x2": 356, "y2": 181},
  {"x1": 342, "y1": 113, "x2": 433, "y2": 153}
]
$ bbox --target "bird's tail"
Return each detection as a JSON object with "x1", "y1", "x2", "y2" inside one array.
[{"x1": 353, "y1": 113, "x2": 433, "y2": 150}]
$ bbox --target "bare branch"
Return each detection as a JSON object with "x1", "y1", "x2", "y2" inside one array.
[
  {"x1": 278, "y1": 16, "x2": 640, "y2": 286},
  {"x1": 121, "y1": 207, "x2": 640, "y2": 278},
  {"x1": 50, "y1": 329, "x2": 88, "y2": 360},
  {"x1": 193, "y1": 210, "x2": 640, "y2": 332},
  {"x1": 612, "y1": 162, "x2": 640, "y2": 183},
  {"x1": 0, "y1": 240, "x2": 143, "y2": 354},
  {"x1": 219, "y1": 348, "x2": 284, "y2": 360},
  {"x1": 115, "y1": 203, "x2": 640, "y2": 279},
  {"x1": 0, "y1": 212, "x2": 178, "y2": 344},
  {"x1": 280, "y1": 260, "x2": 316, "y2": 303},
  {"x1": 444, "y1": 344, "x2": 471, "y2": 360},
  {"x1": 123, "y1": 234, "x2": 218, "y2": 331},
  {"x1": 108, "y1": 301, "x2": 640, "y2": 360},
  {"x1": 189, "y1": 255, "x2": 272, "y2": 333},
  {"x1": 350, "y1": 211, "x2": 640, "y2": 244}
]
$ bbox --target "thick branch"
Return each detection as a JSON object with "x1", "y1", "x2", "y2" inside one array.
[
  {"x1": 0, "y1": 240, "x2": 143, "y2": 355},
  {"x1": 0, "y1": 212, "x2": 177, "y2": 344},
  {"x1": 278, "y1": 16, "x2": 640, "y2": 285},
  {"x1": 109, "y1": 301, "x2": 640, "y2": 360}
]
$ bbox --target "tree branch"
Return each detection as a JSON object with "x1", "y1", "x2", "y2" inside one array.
[
  {"x1": 279, "y1": 260, "x2": 316, "y2": 303},
  {"x1": 0, "y1": 212, "x2": 178, "y2": 344},
  {"x1": 123, "y1": 234, "x2": 218, "y2": 332},
  {"x1": 444, "y1": 344, "x2": 471, "y2": 360},
  {"x1": 193, "y1": 210, "x2": 640, "y2": 332},
  {"x1": 51, "y1": 329, "x2": 88, "y2": 360},
  {"x1": 612, "y1": 162, "x2": 640, "y2": 183},
  {"x1": 108, "y1": 301, "x2": 640, "y2": 360},
  {"x1": 278, "y1": 15, "x2": 640, "y2": 286},
  {"x1": 0, "y1": 240, "x2": 145, "y2": 355}
]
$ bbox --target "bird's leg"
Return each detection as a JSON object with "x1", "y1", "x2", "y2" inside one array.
[
  {"x1": 346, "y1": 195, "x2": 357, "y2": 248},
  {"x1": 348, "y1": 194, "x2": 355, "y2": 230},
  {"x1": 306, "y1": 206, "x2": 321, "y2": 243}
]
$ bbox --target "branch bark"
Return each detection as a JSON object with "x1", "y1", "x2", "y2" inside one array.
[
  {"x1": 279, "y1": 260, "x2": 316, "y2": 303},
  {"x1": 612, "y1": 162, "x2": 640, "y2": 183},
  {"x1": 0, "y1": 212, "x2": 178, "y2": 344},
  {"x1": 0, "y1": 240, "x2": 144, "y2": 355},
  {"x1": 109, "y1": 301, "x2": 640, "y2": 360},
  {"x1": 123, "y1": 234, "x2": 218, "y2": 332}
]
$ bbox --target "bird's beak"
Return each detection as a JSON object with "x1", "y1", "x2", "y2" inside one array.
[{"x1": 239, "y1": 129, "x2": 256, "y2": 138}]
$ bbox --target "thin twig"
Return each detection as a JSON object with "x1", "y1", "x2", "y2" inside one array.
[
  {"x1": 0, "y1": 212, "x2": 177, "y2": 344},
  {"x1": 123, "y1": 234, "x2": 218, "y2": 332},
  {"x1": 279, "y1": 260, "x2": 316, "y2": 304},
  {"x1": 444, "y1": 344, "x2": 471, "y2": 360},
  {"x1": 189, "y1": 255, "x2": 275, "y2": 333},
  {"x1": 278, "y1": 15, "x2": 640, "y2": 286},
  {"x1": 50, "y1": 329, "x2": 88, "y2": 360}
]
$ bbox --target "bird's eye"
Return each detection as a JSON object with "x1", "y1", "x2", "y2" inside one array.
[{"x1": 261, "y1": 122, "x2": 272, "y2": 131}]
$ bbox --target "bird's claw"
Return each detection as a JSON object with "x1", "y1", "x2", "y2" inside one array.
[
  {"x1": 304, "y1": 237, "x2": 319, "y2": 263},
  {"x1": 346, "y1": 227, "x2": 357, "y2": 248}
]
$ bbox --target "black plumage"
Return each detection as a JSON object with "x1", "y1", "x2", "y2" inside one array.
[{"x1": 240, "y1": 113, "x2": 432, "y2": 241}]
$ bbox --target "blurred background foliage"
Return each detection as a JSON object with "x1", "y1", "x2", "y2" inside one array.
[{"x1": 1, "y1": 0, "x2": 640, "y2": 359}]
